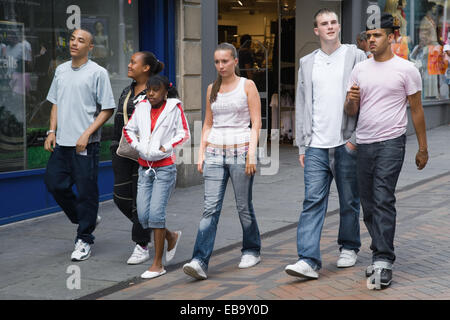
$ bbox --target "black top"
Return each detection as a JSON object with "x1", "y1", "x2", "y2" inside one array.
[{"x1": 112, "y1": 81, "x2": 147, "y2": 143}]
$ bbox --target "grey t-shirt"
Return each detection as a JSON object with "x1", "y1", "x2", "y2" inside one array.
[{"x1": 47, "y1": 60, "x2": 115, "y2": 146}]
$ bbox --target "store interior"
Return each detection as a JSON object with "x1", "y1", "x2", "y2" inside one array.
[{"x1": 218, "y1": 0, "x2": 297, "y2": 144}]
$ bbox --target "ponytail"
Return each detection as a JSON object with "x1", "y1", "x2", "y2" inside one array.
[
  {"x1": 209, "y1": 42, "x2": 240, "y2": 104},
  {"x1": 138, "y1": 51, "x2": 165, "y2": 76}
]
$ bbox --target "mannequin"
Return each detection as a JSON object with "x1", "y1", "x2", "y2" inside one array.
[{"x1": 385, "y1": 0, "x2": 409, "y2": 59}]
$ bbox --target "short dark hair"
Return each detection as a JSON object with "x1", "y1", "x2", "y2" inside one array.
[
  {"x1": 313, "y1": 8, "x2": 338, "y2": 27},
  {"x1": 383, "y1": 28, "x2": 395, "y2": 36},
  {"x1": 357, "y1": 31, "x2": 368, "y2": 42},
  {"x1": 240, "y1": 34, "x2": 252, "y2": 47},
  {"x1": 72, "y1": 28, "x2": 93, "y2": 44},
  {"x1": 147, "y1": 74, "x2": 179, "y2": 99}
]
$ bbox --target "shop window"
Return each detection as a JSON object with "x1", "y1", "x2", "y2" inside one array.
[
  {"x1": 375, "y1": 0, "x2": 449, "y2": 101},
  {"x1": 0, "y1": 0, "x2": 139, "y2": 173}
]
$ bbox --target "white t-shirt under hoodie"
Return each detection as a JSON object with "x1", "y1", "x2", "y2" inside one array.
[{"x1": 310, "y1": 45, "x2": 347, "y2": 149}]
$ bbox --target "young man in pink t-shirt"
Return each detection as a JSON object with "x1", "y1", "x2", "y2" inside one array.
[{"x1": 345, "y1": 13, "x2": 429, "y2": 289}]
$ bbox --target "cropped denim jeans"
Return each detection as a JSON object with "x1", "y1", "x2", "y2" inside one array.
[
  {"x1": 297, "y1": 144, "x2": 361, "y2": 270},
  {"x1": 136, "y1": 164, "x2": 177, "y2": 229},
  {"x1": 191, "y1": 151, "x2": 261, "y2": 272}
]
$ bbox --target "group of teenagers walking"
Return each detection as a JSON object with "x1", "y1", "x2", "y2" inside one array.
[{"x1": 43, "y1": 8, "x2": 428, "y2": 290}]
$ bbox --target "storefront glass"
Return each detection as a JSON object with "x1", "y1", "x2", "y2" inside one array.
[
  {"x1": 375, "y1": 0, "x2": 450, "y2": 101},
  {"x1": 0, "y1": 0, "x2": 139, "y2": 173}
]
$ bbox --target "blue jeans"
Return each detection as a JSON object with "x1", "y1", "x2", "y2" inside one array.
[
  {"x1": 44, "y1": 143, "x2": 100, "y2": 244},
  {"x1": 191, "y1": 151, "x2": 261, "y2": 271},
  {"x1": 136, "y1": 164, "x2": 177, "y2": 229},
  {"x1": 297, "y1": 144, "x2": 361, "y2": 270},
  {"x1": 357, "y1": 135, "x2": 406, "y2": 265}
]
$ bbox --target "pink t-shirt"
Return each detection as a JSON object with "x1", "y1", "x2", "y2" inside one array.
[{"x1": 347, "y1": 55, "x2": 422, "y2": 144}]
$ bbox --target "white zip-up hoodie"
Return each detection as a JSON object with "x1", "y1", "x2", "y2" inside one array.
[{"x1": 123, "y1": 98, "x2": 190, "y2": 162}]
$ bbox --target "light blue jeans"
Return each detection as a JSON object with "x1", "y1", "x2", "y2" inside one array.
[
  {"x1": 136, "y1": 164, "x2": 176, "y2": 229},
  {"x1": 191, "y1": 151, "x2": 261, "y2": 272},
  {"x1": 297, "y1": 144, "x2": 361, "y2": 270}
]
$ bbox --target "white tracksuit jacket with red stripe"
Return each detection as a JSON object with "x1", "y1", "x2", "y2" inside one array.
[{"x1": 123, "y1": 98, "x2": 190, "y2": 162}]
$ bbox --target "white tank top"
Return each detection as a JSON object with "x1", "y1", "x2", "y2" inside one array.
[{"x1": 207, "y1": 77, "x2": 251, "y2": 145}]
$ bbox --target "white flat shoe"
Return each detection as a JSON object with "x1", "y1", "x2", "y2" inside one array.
[
  {"x1": 166, "y1": 231, "x2": 182, "y2": 263},
  {"x1": 140, "y1": 269, "x2": 167, "y2": 279}
]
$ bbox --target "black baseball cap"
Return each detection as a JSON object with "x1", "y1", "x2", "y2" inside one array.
[{"x1": 366, "y1": 12, "x2": 401, "y2": 31}]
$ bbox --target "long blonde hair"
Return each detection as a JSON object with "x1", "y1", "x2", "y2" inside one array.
[
  {"x1": 384, "y1": 0, "x2": 399, "y2": 15},
  {"x1": 210, "y1": 42, "x2": 240, "y2": 103}
]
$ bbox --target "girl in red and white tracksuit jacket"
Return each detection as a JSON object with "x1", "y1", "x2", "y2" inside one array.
[{"x1": 124, "y1": 74, "x2": 190, "y2": 280}]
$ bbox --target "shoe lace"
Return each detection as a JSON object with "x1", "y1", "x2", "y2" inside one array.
[
  {"x1": 131, "y1": 245, "x2": 145, "y2": 257},
  {"x1": 340, "y1": 250, "x2": 354, "y2": 259},
  {"x1": 74, "y1": 240, "x2": 83, "y2": 251},
  {"x1": 79, "y1": 241, "x2": 89, "y2": 252}
]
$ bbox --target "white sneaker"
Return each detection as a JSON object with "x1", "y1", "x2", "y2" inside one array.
[
  {"x1": 285, "y1": 260, "x2": 319, "y2": 279},
  {"x1": 71, "y1": 239, "x2": 91, "y2": 261},
  {"x1": 183, "y1": 260, "x2": 207, "y2": 280},
  {"x1": 127, "y1": 244, "x2": 150, "y2": 265},
  {"x1": 238, "y1": 254, "x2": 261, "y2": 269},
  {"x1": 337, "y1": 249, "x2": 357, "y2": 268}
]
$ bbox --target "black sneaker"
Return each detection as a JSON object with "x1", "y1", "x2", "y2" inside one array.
[{"x1": 367, "y1": 268, "x2": 393, "y2": 289}]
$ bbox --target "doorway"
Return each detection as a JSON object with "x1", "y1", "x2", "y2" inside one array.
[{"x1": 217, "y1": 0, "x2": 342, "y2": 146}]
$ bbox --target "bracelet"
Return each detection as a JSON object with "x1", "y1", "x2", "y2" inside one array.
[
  {"x1": 419, "y1": 149, "x2": 428, "y2": 152},
  {"x1": 46, "y1": 130, "x2": 56, "y2": 136}
]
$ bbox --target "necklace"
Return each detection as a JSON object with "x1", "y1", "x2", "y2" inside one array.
[{"x1": 151, "y1": 102, "x2": 165, "y2": 122}]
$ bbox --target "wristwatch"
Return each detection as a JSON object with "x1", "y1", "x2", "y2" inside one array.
[{"x1": 46, "y1": 130, "x2": 56, "y2": 136}]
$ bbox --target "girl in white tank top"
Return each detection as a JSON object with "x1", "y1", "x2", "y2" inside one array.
[{"x1": 182, "y1": 43, "x2": 262, "y2": 280}]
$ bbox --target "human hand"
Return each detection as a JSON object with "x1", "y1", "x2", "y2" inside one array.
[
  {"x1": 347, "y1": 84, "x2": 360, "y2": 103},
  {"x1": 415, "y1": 149, "x2": 428, "y2": 170},
  {"x1": 76, "y1": 133, "x2": 90, "y2": 154},
  {"x1": 346, "y1": 141, "x2": 357, "y2": 151},
  {"x1": 44, "y1": 133, "x2": 56, "y2": 152},
  {"x1": 197, "y1": 151, "x2": 205, "y2": 173},
  {"x1": 245, "y1": 153, "x2": 257, "y2": 176},
  {"x1": 299, "y1": 154, "x2": 305, "y2": 168}
]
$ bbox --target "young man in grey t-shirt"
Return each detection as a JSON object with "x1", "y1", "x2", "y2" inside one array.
[{"x1": 44, "y1": 29, "x2": 115, "y2": 261}]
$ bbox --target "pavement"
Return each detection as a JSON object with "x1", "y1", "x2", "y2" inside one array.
[{"x1": 0, "y1": 125, "x2": 449, "y2": 300}]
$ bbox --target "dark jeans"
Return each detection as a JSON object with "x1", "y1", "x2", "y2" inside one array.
[
  {"x1": 111, "y1": 144, "x2": 151, "y2": 246},
  {"x1": 44, "y1": 143, "x2": 100, "y2": 244},
  {"x1": 357, "y1": 135, "x2": 406, "y2": 265}
]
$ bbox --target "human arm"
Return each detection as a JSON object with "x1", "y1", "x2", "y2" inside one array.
[
  {"x1": 295, "y1": 62, "x2": 306, "y2": 167},
  {"x1": 407, "y1": 91, "x2": 428, "y2": 170},
  {"x1": 245, "y1": 79, "x2": 262, "y2": 176},
  {"x1": 197, "y1": 85, "x2": 214, "y2": 173},
  {"x1": 44, "y1": 104, "x2": 57, "y2": 152},
  {"x1": 76, "y1": 108, "x2": 114, "y2": 153}
]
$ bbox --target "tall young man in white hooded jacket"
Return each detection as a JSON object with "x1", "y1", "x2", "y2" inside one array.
[{"x1": 285, "y1": 8, "x2": 366, "y2": 280}]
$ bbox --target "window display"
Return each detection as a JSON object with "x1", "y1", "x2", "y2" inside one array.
[
  {"x1": 0, "y1": 0, "x2": 139, "y2": 173},
  {"x1": 377, "y1": 0, "x2": 449, "y2": 101}
]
